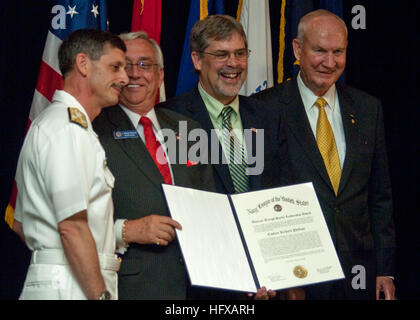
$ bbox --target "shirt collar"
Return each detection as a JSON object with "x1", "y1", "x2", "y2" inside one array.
[
  {"x1": 198, "y1": 82, "x2": 240, "y2": 121},
  {"x1": 297, "y1": 72, "x2": 336, "y2": 111},
  {"x1": 119, "y1": 103, "x2": 161, "y2": 132}
]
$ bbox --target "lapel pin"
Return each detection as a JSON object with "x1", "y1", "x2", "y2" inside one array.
[
  {"x1": 187, "y1": 160, "x2": 198, "y2": 167},
  {"x1": 113, "y1": 130, "x2": 139, "y2": 139},
  {"x1": 349, "y1": 114, "x2": 356, "y2": 124}
]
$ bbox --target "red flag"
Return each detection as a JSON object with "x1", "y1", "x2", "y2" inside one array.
[
  {"x1": 131, "y1": 0, "x2": 165, "y2": 102},
  {"x1": 131, "y1": 0, "x2": 162, "y2": 44}
]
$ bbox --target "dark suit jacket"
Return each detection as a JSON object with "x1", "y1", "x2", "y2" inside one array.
[
  {"x1": 157, "y1": 87, "x2": 292, "y2": 299},
  {"x1": 93, "y1": 105, "x2": 216, "y2": 300},
  {"x1": 157, "y1": 86, "x2": 292, "y2": 195},
  {"x1": 254, "y1": 78, "x2": 396, "y2": 299}
]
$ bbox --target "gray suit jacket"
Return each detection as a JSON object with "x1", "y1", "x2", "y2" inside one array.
[
  {"x1": 254, "y1": 78, "x2": 396, "y2": 299},
  {"x1": 93, "y1": 105, "x2": 216, "y2": 299}
]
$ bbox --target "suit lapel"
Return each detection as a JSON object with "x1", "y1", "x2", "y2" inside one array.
[
  {"x1": 105, "y1": 106, "x2": 164, "y2": 190},
  {"x1": 155, "y1": 108, "x2": 190, "y2": 187},
  {"x1": 336, "y1": 85, "x2": 357, "y2": 195},
  {"x1": 282, "y1": 79, "x2": 333, "y2": 189},
  {"x1": 186, "y1": 88, "x2": 235, "y2": 193}
]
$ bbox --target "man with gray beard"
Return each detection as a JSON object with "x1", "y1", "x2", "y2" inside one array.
[
  {"x1": 158, "y1": 15, "x2": 296, "y2": 299},
  {"x1": 159, "y1": 14, "x2": 290, "y2": 201}
]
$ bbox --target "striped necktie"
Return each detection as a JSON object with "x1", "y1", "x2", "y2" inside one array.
[
  {"x1": 314, "y1": 97, "x2": 341, "y2": 195},
  {"x1": 221, "y1": 106, "x2": 249, "y2": 193}
]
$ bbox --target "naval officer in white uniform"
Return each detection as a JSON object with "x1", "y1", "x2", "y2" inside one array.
[{"x1": 12, "y1": 29, "x2": 128, "y2": 300}]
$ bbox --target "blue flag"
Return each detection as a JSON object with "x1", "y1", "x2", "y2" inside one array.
[
  {"x1": 319, "y1": 0, "x2": 343, "y2": 18},
  {"x1": 278, "y1": 0, "x2": 343, "y2": 83},
  {"x1": 175, "y1": 0, "x2": 224, "y2": 96},
  {"x1": 280, "y1": 0, "x2": 315, "y2": 82}
]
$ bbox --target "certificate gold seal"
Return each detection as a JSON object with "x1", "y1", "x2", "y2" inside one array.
[
  {"x1": 293, "y1": 265, "x2": 308, "y2": 279},
  {"x1": 274, "y1": 204, "x2": 282, "y2": 212}
]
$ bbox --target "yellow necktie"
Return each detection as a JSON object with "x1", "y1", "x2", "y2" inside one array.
[{"x1": 315, "y1": 97, "x2": 342, "y2": 195}]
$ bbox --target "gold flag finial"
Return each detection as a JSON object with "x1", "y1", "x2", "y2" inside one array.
[
  {"x1": 140, "y1": 0, "x2": 145, "y2": 15},
  {"x1": 236, "y1": 0, "x2": 243, "y2": 21},
  {"x1": 200, "y1": 0, "x2": 208, "y2": 20},
  {"x1": 277, "y1": 0, "x2": 286, "y2": 83}
]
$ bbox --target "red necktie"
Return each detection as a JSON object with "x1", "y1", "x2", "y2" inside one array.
[{"x1": 139, "y1": 116, "x2": 173, "y2": 185}]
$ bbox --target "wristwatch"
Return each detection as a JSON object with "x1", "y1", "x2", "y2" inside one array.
[{"x1": 98, "y1": 290, "x2": 112, "y2": 300}]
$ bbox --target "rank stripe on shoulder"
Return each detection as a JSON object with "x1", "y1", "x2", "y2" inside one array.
[{"x1": 68, "y1": 107, "x2": 88, "y2": 129}]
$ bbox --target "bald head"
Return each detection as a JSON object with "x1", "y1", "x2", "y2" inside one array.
[
  {"x1": 297, "y1": 9, "x2": 348, "y2": 44},
  {"x1": 293, "y1": 9, "x2": 348, "y2": 96}
]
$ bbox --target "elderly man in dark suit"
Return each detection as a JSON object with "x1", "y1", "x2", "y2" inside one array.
[
  {"x1": 255, "y1": 9, "x2": 396, "y2": 300},
  {"x1": 93, "y1": 31, "x2": 215, "y2": 299},
  {"x1": 158, "y1": 14, "x2": 299, "y2": 300}
]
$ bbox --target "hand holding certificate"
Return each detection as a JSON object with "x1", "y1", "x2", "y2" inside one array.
[{"x1": 162, "y1": 182, "x2": 344, "y2": 293}]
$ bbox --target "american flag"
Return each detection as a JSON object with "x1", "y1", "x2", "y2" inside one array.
[{"x1": 5, "y1": 0, "x2": 107, "y2": 228}]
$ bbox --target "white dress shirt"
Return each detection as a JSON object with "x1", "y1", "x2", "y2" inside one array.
[
  {"x1": 297, "y1": 73, "x2": 346, "y2": 168},
  {"x1": 297, "y1": 74, "x2": 394, "y2": 281}
]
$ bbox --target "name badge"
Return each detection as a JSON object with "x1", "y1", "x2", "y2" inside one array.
[{"x1": 113, "y1": 130, "x2": 139, "y2": 139}]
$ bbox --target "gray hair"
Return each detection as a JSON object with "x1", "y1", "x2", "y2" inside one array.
[
  {"x1": 119, "y1": 31, "x2": 164, "y2": 68},
  {"x1": 190, "y1": 14, "x2": 248, "y2": 54},
  {"x1": 296, "y1": 9, "x2": 348, "y2": 43},
  {"x1": 58, "y1": 29, "x2": 126, "y2": 78}
]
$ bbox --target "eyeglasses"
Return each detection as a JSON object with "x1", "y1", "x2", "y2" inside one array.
[
  {"x1": 125, "y1": 61, "x2": 159, "y2": 72},
  {"x1": 199, "y1": 49, "x2": 251, "y2": 62}
]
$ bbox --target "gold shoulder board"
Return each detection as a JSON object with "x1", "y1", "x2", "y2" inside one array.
[{"x1": 68, "y1": 107, "x2": 88, "y2": 129}]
